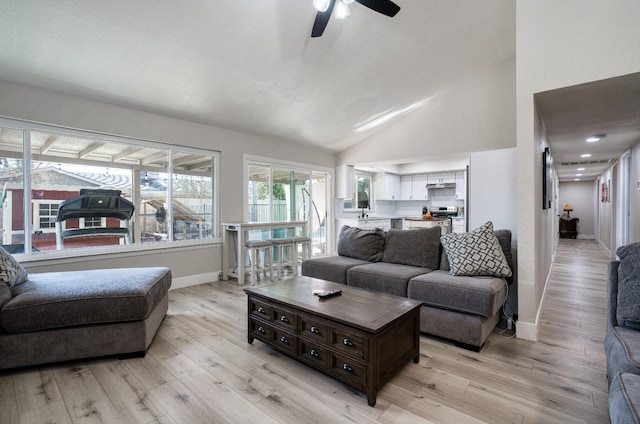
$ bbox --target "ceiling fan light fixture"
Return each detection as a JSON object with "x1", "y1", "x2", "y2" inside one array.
[
  {"x1": 335, "y1": 1, "x2": 350, "y2": 19},
  {"x1": 313, "y1": 0, "x2": 331, "y2": 12}
]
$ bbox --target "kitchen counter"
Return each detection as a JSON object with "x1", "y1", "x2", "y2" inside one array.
[
  {"x1": 402, "y1": 217, "x2": 452, "y2": 234},
  {"x1": 403, "y1": 217, "x2": 450, "y2": 221}
]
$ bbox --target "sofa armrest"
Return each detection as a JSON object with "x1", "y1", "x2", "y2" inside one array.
[{"x1": 609, "y1": 260, "x2": 621, "y2": 328}]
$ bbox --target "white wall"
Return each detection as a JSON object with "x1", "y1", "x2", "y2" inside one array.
[
  {"x1": 558, "y1": 181, "x2": 596, "y2": 239},
  {"x1": 631, "y1": 141, "x2": 640, "y2": 242},
  {"x1": 338, "y1": 57, "x2": 516, "y2": 166},
  {"x1": 516, "y1": 0, "x2": 640, "y2": 340},
  {"x1": 0, "y1": 79, "x2": 336, "y2": 283},
  {"x1": 469, "y1": 147, "x2": 518, "y2": 316}
]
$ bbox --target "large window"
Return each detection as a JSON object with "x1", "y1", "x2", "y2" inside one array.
[
  {"x1": 247, "y1": 159, "x2": 330, "y2": 257},
  {"x1": 0, "y1": 118, "x2": 219, "y2": 256}
]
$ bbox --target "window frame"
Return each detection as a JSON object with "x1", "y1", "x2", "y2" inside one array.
[{"x1": 0, "y1": 117, "x2": 221, "y2": 261}]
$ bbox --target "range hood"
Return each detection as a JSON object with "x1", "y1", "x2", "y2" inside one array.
[{"x1": 426, "y1": 183, "x2": 456, "y2": 189}]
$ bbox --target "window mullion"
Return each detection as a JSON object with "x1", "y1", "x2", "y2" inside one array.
[{"x1": 23, "y1": 130, "x2": 32, "y2": 255}]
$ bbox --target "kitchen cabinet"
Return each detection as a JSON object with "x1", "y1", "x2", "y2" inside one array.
[
  {"x1": 400, "y1": 175, "x2": 413, "y2": 200},
  {"x1": 427, "y1": 172, "x2": 456, "y2": 185},
  {"x1": 336, "y1": 165, "x2": 354, "y2": 199},
  {"x1": 455, "y1": 171, "x2": 466, "y2": 199},
  {"x1": 451, "y1": 217, "x2": 465, "y2": 233},
  {"x1": 412, "y1": 174, "x2": 428, "y2": 201},
  {"x1": 375, "y1": 173, "x2": 400, "y2": 200}
]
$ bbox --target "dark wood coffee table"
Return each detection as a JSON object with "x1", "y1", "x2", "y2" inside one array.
[{"x1": 244, "y1": 276, "x2": 423, "y2": 406}]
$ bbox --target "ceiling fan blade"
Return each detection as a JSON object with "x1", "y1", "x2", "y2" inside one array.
[
  {"x1": 311, "y1": 0, "x2": 336, "y2": 37},
  {"x1": 355, "y1": 0, "x2": 401, "y2": 17}
]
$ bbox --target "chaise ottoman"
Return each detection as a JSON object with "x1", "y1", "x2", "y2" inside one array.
[{"x1": 0, "y1": 266, "x2": 171, "y2": 369}]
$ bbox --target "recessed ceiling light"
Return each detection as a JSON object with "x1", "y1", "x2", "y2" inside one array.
[
  {"x1": 586, "y1": 133, "x2": 607, "y2": 143},
  {"x1": 577, "y1": 167, "x2": 585, "y2": 171},
  {"x1": 576, "y1": 173, "x2": 583, "y2": 176},
  {"x1": 574, "y1": 178, "x2": 580, "y2": 181},
  {"x1": 581, "y1": 153, "x2": 592, "y2": 158}
]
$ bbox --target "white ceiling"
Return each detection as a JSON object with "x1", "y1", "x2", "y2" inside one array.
[
  {"x1": 0, "y1": 0, "x2": 514, "y2": 152},
  {"x1": 0, "y1": 1, "x2": 636, "y2": 179},
  {"x1": 536, "y1": 72, "x2": 640, "y2": 182}
]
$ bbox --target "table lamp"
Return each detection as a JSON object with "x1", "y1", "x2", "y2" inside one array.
[{"x1": 563, "y1": 204, "x2": 573, "y2": 217}]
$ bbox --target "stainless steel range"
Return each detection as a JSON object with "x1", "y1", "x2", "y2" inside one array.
[{"x1": 429, "y1": 206, "x2": 458, "y2": 217}]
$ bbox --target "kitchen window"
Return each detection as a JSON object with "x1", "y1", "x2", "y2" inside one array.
[{"x1": 354, "y1": 172, "x2": 372, "y2": 210}]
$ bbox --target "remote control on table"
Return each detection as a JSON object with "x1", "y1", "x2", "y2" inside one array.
[{"x1": 316, "y1": 290, "x2": 342, "y2": 299}]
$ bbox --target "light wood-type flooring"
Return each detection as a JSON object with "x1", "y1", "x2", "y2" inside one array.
[{"x1": 0, "y1": 238, "x2": 611, "y2": 423}]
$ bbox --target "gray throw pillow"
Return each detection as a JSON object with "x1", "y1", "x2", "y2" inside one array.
[
  {"x1": 616, "y1": 241, "x2": 640, "y2": 330},
  {"x1": 440, "y1": 221, "x2": 512, "y2": 277},
  {"x1": 337, "y1": 225, "x2": 386, "y2": 262},
  {"x1": 0, "y1": 246, "x2": 28, "y2": 287},
  {"x1": 382, "y1": 227, "x2": 441, "y2": 268}
]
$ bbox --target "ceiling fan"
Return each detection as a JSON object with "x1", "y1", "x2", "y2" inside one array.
[{"x1": 311, "y1": 0, "x2": 401, "y2": 38}]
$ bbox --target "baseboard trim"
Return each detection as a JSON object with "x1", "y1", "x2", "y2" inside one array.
[
  {"x1": 515, "y1": 321, "x2": 537, "y2": 341},
  {"x1": 170, "y1": 271, "x2": 220, "y2": 290}
]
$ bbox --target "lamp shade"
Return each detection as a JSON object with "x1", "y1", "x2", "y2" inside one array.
[{"x1": 563, "y1": 204, "x2": 573, "y2": 212}]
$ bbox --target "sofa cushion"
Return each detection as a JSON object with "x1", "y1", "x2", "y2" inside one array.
[
  {"x1": 347, "y1": 262, "x2": 432, "y2": 297},
  {"x1": 408, "y1": 270, "x2": 507, "y2": 317},
  {"x1": 382, "y1": 227, "x2": 441, "y2": 269},
  {"x1": 440, "y1": 221, "x2": 512, "y2": 277},
  {"x1": 615, "y1": 242, "x2": 640, "y2": 330},
  {"x1": 301, "y1": 256, "x2": 369, "y2": 285},
  {"x1": 439, "y1": 229, "x2": 514, "y2": 277},
  {"x1": 337, "y1": 226, "x2": 386, "y2": 262},
  {"x1": 0, "y1": 282, "x2": 11, "y2": 310},
  {"x1": 0, "y1": 246, "x2": 28, "y2": 288},
  {"x1": 606, "y1": 324, "x2": 640, "y2": 377},
  {"x1": 609, "y1": 372, "x2": 640, "y2": 424},
  {"x1": 1, "y1": 267, "x2": 172, "y2": 334}
]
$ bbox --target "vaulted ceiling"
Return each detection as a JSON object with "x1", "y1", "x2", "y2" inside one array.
[
  {"x1": 0, "y1": 1, "x2": 638, "y2": 181},
  {"x1": 0, "y1": 0, "x2": 514, "y2": 152}
]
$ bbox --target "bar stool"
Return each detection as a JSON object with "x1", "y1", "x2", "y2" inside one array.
[
  {"x1": 293, "y1": 236, "x2": 312, "y2": 272},
  {"x1": 245, "y1": 240, "x2": 273, "y2": 285},
  {"x1": 269, "y1": 237, "x2": 297, "y2": 279}
]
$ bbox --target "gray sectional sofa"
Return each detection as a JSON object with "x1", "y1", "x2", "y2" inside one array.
[
  {"x1": 301, "y1": 223, "x2": 513, "y2": 350},
  {"x1": 0, "y1": 261, "x2": 172, "y2": 370},
  {"x1": 606, "y1": 242, "x2": 640, "y2": 423}
]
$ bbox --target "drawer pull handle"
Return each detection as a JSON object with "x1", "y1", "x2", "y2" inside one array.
[
  {"x1": 257, "y1": 307, "x2": 266, "y2": 314},
  {"x1": 257, "y1": 326, "x2": 265, "y2": 334},
  {"x1": 343, "y1": 338, "x2": 354, "y2": 346},
  {"x1": 280, "y1": 336, "x2": 288, "y2": 344},
  {"x1": 310, "y1": 349, "x2": 319, "y2": 358},
  {"x1": 280, "y1": 316, "x2": 289, "y2": 323},
  {"x1": 310, "y1": 326, "x2": 320, "y2": 335},
  {"x1": 343, "y1": 363, "x2": 353, "y2": 373}
]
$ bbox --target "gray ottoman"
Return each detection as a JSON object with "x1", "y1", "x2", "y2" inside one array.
[{"x1": 0, "y1": 267, "x2": 171, "y2": 369}]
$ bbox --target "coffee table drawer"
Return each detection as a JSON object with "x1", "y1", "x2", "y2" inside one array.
[
  {"x1": 249, "y1": 299, "x2": 273, "y2": 321},
  {"x1": 272, "y1": 306, "x2": 297, "y2": 333},
  {"x1": 299, "y1": 341, "x2": 329, "y2": 369},
  {"x1": 299, "y1": 316, "x2": 329, "y2": 344},
  {"x1": 249, "y1": 317, "x2": 273, "y2": 342},
  {"x1": 331, "y1": 329, "x2": 366, "y2": 359},
  {"x1": 273, "y1": 328, "x2": 297, "y2": 354},
  {"x1": 331, "y1": 352, "x2": 366, "y2": 389}
]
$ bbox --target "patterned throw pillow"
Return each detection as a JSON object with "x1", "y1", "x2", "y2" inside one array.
[
  {"x1": 0, "y1": 246, "x2": 28, "y2": 287},
  {"x1": 440, "y1": 221, "x2": 512, "y2": 277}
]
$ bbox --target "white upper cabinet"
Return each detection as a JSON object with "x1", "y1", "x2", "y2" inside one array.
[
  {"x1": 428, "y1": 172, "x2": 456, "y2": 184},
  {"x1": 375, "y1": 173, "x2": 401, "y2": 200},
  {"x1": 400, "y1": 175, "x2": 413, "y2": 200},
  {"x1": 412, "y1": 174, "x2": 429, "y2": 201}
]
